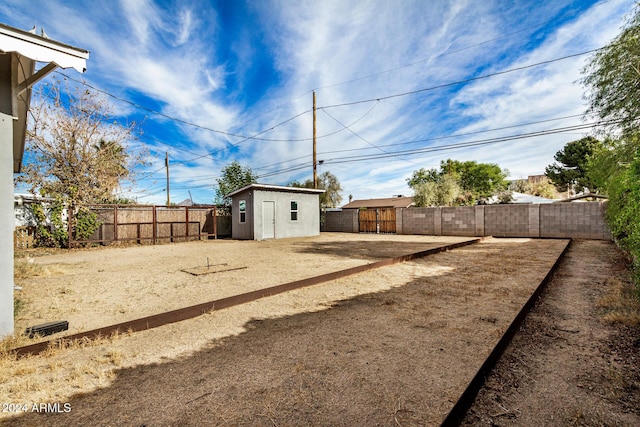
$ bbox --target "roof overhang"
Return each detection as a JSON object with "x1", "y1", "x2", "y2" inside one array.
[
  {"x1": 0, "y1": 23, "x2": 88, "y2": 73},
  {"x1": 226, "y1": 183, "x2": 326, "y2": 198},
  {"x1": 0, "y1": 23, "x2": 89, "y2": 173}
]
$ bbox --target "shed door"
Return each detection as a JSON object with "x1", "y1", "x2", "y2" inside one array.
[{"x1": 262, "y1": 201, "x2": 275, "y2": 239}]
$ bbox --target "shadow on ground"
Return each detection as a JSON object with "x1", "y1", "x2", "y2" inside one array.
[
  {"x1": 292, "y1": 239, "x2": 466, "y2": 260},
  {"x1": 2, "y1": 239, "x2": 565, "y2": 427}
]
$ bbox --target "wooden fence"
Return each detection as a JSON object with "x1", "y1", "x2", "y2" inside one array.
[
  {"x1": 68, "y1": 205, "x2": 229, "y2": 248},
  {"x1": 14, "y1": 226, "x2": 36, "y2": 249}
]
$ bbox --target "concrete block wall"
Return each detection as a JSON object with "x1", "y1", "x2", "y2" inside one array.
[
  {"x1": 441, "y1": 206, "x2": 476, "y2": 236},
  {"x1": 540, "y1": 203, "x2": 611, "y2": 240},
  {"x1": 484, "y1": 204, "x2": 530, "y2": 237},
  {"x1": 322, "y1": 209, "x2": 358, "y2": 232},
  {"x1": 398, "y1": 207, "x2": 436, "y2": 235},
  {"x1": 325, "y1": 202, "x2": 611, "y2": 240}
]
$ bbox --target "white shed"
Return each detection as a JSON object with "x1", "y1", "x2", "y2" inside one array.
[{"x1": 227, "y1": 184, "x2": 324, "y2": 240}]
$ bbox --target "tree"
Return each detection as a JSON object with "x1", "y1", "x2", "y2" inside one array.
[
  {"x1": 442, "y1": 159, "x2": 509, "y2": 203},
  {"x1": 18, "y1": 79, "x2": 145, "y2": 247},
  {"x1": 581, "y1": 6, "x2": 640, "y2": 285},
  {"x1": 215, "y1": 161, "x2": 258, "y2": 205},
  {"x1": 544, "y1": 137, "x2": 602, "y2": 195},
  {"x1": 581, "y1": 4, "x2": 640, "y2": 137},
  {"x1": 530, "y1": 177, "x2": 558, "y2": 199},
  {"x1": 406, "y1": 168, "x2": 440, "y2": 188},
  {"x1": 20, "y1": 78, "x2": 142, "y2": 205},
  {"x1": 408, "y1": 160, "x2": 509, "y2": 206},
  {"x1": 508, "y1": 179, "x2": 531, "y2": 194},
  {"x1": 289, "y1": 171, "x2": 343, "y2": 208},
  {"x1": 412, "y1": 174, "x2": 461, "y2": 207}
]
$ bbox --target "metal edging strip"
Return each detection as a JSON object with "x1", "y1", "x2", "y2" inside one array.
[
  {"x1": 12, "y1": 237, "x2": 482, "y2": 358},
  {"x1": 439, "y1": 238, "x2": 572, "y2": 427}
]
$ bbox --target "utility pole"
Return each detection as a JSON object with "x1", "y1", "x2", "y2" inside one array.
[
  {"x1": 165, "y1": 151, "x2": 170, "y2": 206},
  {"x1": 313, "y1": 91, "x2": 317, "y2": 189}
]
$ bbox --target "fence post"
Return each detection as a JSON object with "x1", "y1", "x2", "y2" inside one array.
[
  {"x1": 213, "y1": 206, "x2": 217, "y2": 240},
  {"x1": 113, "y1": 205, "x2": 118, "y2": 242},
  {"x1": 185, "y1": 206, "x2": 189, "y2": 240},
  {"x1": 434, "y1": 207, "x2": 442, "y2": 236},
  {"x1": 152, "y1": 206, "x2": 157, "y2": 245}
]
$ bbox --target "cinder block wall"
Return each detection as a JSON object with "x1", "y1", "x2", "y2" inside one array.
[
  {"x1": 441, "y1": 206, "x2": 476, "y2": 236},
  {"x1": 325, "y1": 202, "x2": 611, "y2": 240},
  {"x1": 398, "y1": 207, "x2": 436, "y2": 234},
  {"x1": 323, "y1": 209, "x2": 358, "y2": 232},
  {"x1": 484, "y1": 204, "x2": 531, "y2": 237},
  {"x1": 540, "y1": 203, "x2": 611, "y2": 240}
]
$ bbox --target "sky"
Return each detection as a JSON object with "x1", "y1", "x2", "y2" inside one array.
[{"x1": 2, "y1": 0, "x2": 636, "y2": 205}]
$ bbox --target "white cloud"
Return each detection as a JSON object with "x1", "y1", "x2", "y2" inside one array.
[{"x1": 4, "y1": 0, "x2": 636, "y2": 204}]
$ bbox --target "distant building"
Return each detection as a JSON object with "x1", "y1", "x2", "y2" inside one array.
[
  {"x1": 508, "y1": 192, "x2": 555, "y2": 204},
  {"x1": 341, "y1": 196, "x2": 414, "y2": 210},
  {"x1": 527, "y1": 174, "x2": 547, "y2": 185}
]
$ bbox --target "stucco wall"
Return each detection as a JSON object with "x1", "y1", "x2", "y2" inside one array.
[
  {"x1": 231, "y1": 189, "x2": 254, "y2": 240},
  {"x1": 232, "y1": 189, "x2": 320, "y2": 240}
]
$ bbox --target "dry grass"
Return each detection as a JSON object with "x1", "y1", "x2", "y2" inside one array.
[
  {"x1": 0, "y1": 332, "x2": 128, "y2": 407},
  {"x1": 14, "y1": 258, "x2": 67, "y2": 280},
  {"x1": 597, "y1": 278, "x2": 640, "y2": 325}
]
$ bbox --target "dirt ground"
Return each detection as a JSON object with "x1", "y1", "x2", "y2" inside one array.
[
  {"x1": 462, "y1": 240, "x2": 640, "y2": 427},
  {"x1": 2, "y1": 235, "x2": 638, "y2": 426},
  {"x1": 12, "y1": 233, "x2": 474, "y2": 336}
]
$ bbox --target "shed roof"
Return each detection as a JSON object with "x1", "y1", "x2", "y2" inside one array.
[
  {"x1": 0, "y1": 23, "x2": 89, "y2": 172},
  {"x1": 226, "y1": 183, "x2": 325, "y2": 198},
  {"x1": 342, "y1": 196, "x2": 414, "y2": 209}
]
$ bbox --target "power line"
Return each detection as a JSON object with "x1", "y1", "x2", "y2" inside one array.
[
  {"x1": 323, "y1": 120, "x2": 618, "y2": 165},
  {"x1": 319, "y1": 113, "x2": 586, "y2": 154},
  {"x1": 321, "y1": 105, "x2": 423, "y2": 167},
  {"x1": 250, "y1": 119, "x2": 617, "y2": 178},
  {"x1": 135, "y1": 113, "x2": 598, "y2": 185},
  {"x1": 318, "y1": 48, "x2": 601, "y2": 110}
]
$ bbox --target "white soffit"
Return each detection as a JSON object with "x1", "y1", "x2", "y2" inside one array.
[
  {"x1": 0, "y1": 23, "x2": 89, "y2": 172},
  {"x1": 0, "y1": 23, "x2": 88, "y2": 72}
]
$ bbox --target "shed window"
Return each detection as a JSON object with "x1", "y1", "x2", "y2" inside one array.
[
  {"x1": 239, "y1": 200, "x2": 246, "y2": 223},
  {"x1": 290, "y1": 201, "x2": 298, "y2": 221}
]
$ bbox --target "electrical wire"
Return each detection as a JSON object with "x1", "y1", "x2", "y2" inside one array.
[{"x1": 318, "y1": 49, "x2": 601, "y2": 109}]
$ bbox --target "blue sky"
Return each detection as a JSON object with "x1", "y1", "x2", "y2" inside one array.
[{"x1": 3, "y1": 0, "x2": 635, "y2": 205}]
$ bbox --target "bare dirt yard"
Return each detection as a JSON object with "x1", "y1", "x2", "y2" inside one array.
[
  {"x1": 462, "y1": 239, "x2": 640, "y2": 426},
  {"x1": 1, "y1": 234, "x2": 638, "y2": 426}
]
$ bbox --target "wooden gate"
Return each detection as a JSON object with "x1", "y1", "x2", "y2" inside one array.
[
  {"x1": 379, "y1": 208, "x2": 396, "y2": 233},
  {"x1": 358, "y1": 208, "x2": 396, "y2": 233}
]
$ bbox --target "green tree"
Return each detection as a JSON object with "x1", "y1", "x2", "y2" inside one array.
[
  {"x1": 581, "y1": 4, "x2": 640, "y2": 137},
  {"x1": 412, "y1": 174, "x2": 462, "y2": 207},
  {"x1": 602, "y1": 152, "x2": 640, "y2": 281},
  {"x1": 406, "y1": 168, "x2": 440, "y2": 188},
  {"x1": 442, "y1": 159, "x2": 509, "y2": 203},
  {"x1": 289, "y1": 171, "x2": 343, "y2": 208},
  {"x1": 581, "y1": 5, "x2": 640, "y2": 286},
  {"x1": 408, "y1": 160, "x2": 509, "y2": 205},
  {"x1": 545, "y1": 137, "x2": 602, "y2": 195},
  {"x1": 215, "y1": 161, "x2": 258, "y2": 205}
]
